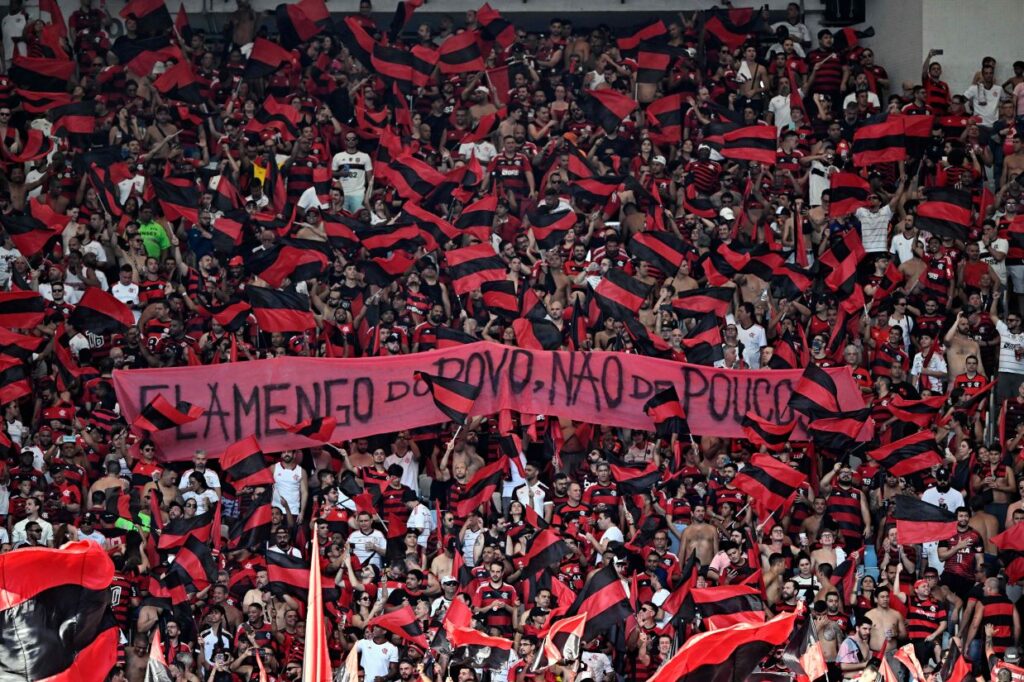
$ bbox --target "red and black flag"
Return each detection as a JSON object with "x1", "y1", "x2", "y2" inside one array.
[
  {"x1": 68, "y1": 287, "x2": 134, "y2": 335},
  {"x1": 915, "y1": 188, "x2": 973, "y2": 242},
  {"x1": 221, "y1": 436, "x2": 273, "y2": 490},
  {"x1": 245, "y1": 37, "x2": 294, "y2": 79},
  {"x1": 609, "y1": 460, "x2": 662, "y2": 496},
  {"x1": 531, "y1": 612, "x2": 587, "y2": 672},
  {"x1": 157, "y1": 508, "x2": 216, "y2": 550},
  {"x1": 806, "y1": 408, "x2": 872, "y2": 451},
  {"x1": 670, "y1": 287, "x2": 733, "y2": 319},
  {"x1": 401, "y1": 202, "x2": 456, "y2": 252},
  {"x1": 4, "y1": 128, "x2": 54, "y2": 164},
  {"x1": 867, "y1": 430, "x2": 942, "y2": 476},
  {"x1": 636, "y1": 41, "x2": 678, "y2": 86},
  {"x1": 593, "y1": 268, "x2": 651, "y2": 318},
  {"x1": 266, "y1": 551, "x2": 309, "y2": 599},
  {"x1": 741, "y1": 413, "x2": 797, "y2": 452},
  {"x1": 0, "y1": 542, "x2": 120, "y2": 681},
  {"x1": 511, "y1": 318, "x2": 563, "y2": 351},
  {"x1": 721, "y1": 125, "x2": 777, "y2": 166},
  {"x1": 372, "y1": 43, "x2": 416, "y2": 90},
  {"x1": 322, "y1": 213, "x2": 363, "y2": 253},
  {"x1": 120, "y1": 0, "x2": 173, "y2": 36},
  {"x1": 569, "y1": 563, "x2": 632, "y2": 642},
  {"x1": 248, "y1": 97, "x2": 302, "y2": 140},
  {"x1": 0, "y1": 327, "x2": 44, "y2": 363},
  {"x1": 782, "y1": 600, "x2": 829, "y2": 682},
  {"x1": 10, "y1": 54, "x2": 74, "y2": 92},
  {"x1": 438, "y1": 31, "x2": 485, "y2": 74},
  {"x1": 0, "y1": 200, "x2": 67, "y2": 259},
  {"x1": 643, "y1": 386, "x2": 689, "y2": 438},
  {"x1": 617, "y1": 19, "x2": 667, "y2": 52},
  {"x1": 51, "y1": 101, "x2": 97, "y2": 148},
  {"x1": 132, "y1": 394, "x2": 205, "y2": 432},
  {"x1": 436, "y1": 326, "x2": 479, "y2": 349},
  {"x1": 646, "y1": 93, "x2": 686, "y2": 143},
  {"x1": 389, "y1": 0, "x2": 424, "y2": 40},
  {"x1": 893, "y1": 495, "x2": 956, "y2": 544},
  {"x1": 569, "y1": 175, "x2": 621, "y2": 208},
  {"x1": 454, "y1": 456, "x2": 508, "y2": 517},
  {"x1": 630, "y1": 230, "x2": 689, "y2": 276},
  {"x1": 852, "y1": 114, "x2": 906, "y2": 167},
  {"x1": 369, "y1": 604, "x2": 431, "y2": 649},
  {"x1": 476, "y1": 3, "x2": 515, "y2": 48},
  {"x1": 229, "y1": 491, "x2": 273, "y2": 550},
  {"x1": 691, "y1": 584, "x2": 766, "y2": 629},
  {"x1": 276, "y1": 416, "x2": 338, "y2": 442},
  {"x1": 361, "y1": 252, "x2": 418, "y2": 288},
  {"x1": 0, "y1": 355, "x2": 31, "y2": 404},
  {"x1": 445, "y1": 243, "x2": 508, "y2": 295},
  {"x1": 381, "y1": 154, "x2": 446, "y2": 201},
  {"x1": 153, "y1": 60, "x2": 202, "y2": 105},
  {"x1": 992, "y1": 523, "x2": 1024, "y2": 584},
  {"x1": 172, "y1": 534, "x2": 218, "y2": 589},
  {"x1": 521, "y1": 529, "x2": 572, "y2": 579},
  {"x1": 481, "y1": 280, "x2": 519, "y2": 321},
  {"x1": 245, "y1": 286, "x2": 314, "y2": 332},
  {"x1": 820, "y1": 228, "x2": 865, "y2": 296},
  {"x1": 651, "y1": 611, "x2": 798, "y2": 682},
  {"x1": 829, "y1": 171, "x2": 871, "y2": 217},
  {"x1": 732, "y1": 453, "x2": 806, "y2": 521},
  {"x1": 359, "y1": 222, "x2": 423, "y2": 257},
  {"x1": 274, "y1": 0, "x2": 330, "y2": 49},
  {"x1": 701, "y1": 6, "x2": 759, "y2": 51},
  {"x1": 832, "y1": 26, "x2": 875, "y2": 52},
  {"x1": 529, "y1": 206, "x2": 577, "y2": 250},
  {"x1": 151, "y1": 176, "x2": 201, "y2": 223},
  {"x1": 935, "y1": 640, "x2": 972, "y2": 682},
  {"x1": 788, "y1": 363, "x2": 842, "y2": 418},
  {"x1": 887, "y1": 394, "x2": 945, "y2": 427},
  {"x1": 454, "y1": 195, "x2": 498, "y2": 242},
  {"x1": 680, "y1": 185, "x2": 718, "y2": 219},
  {"x1": 416, "y1": 371, "x2": 481, "y2": 426},
  {"x1": 583, "y1": 88, "x2": 639, "y2": 134},
  {"x1": 210, "y1": 300, "x2": 252, "y2": 333},
  {"x1": 0, "y1": 291, "x2": 45, "y2": 330},
  {"x1": 680, "y1": 314, "x2": 724, "y2": 366},
  {"x1": 87, "y1": 163, "x2": 125, "y2": 217}
]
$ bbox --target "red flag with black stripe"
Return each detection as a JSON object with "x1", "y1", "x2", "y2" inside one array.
[
  {"x1": 521, "y1": 529, "x2": 572, "y2": 579},
  {"x1": 512, "y1": 318, "x2": 564, "y2": 351},
  {"x1": 454, "y1": 195, "x2": 498, "y2": 241},
  {"x1": 244, "y1": 37, "x2": 294, "y2": 79},
  {"x1": 157, "y1": 508, "x2": 216, "y2": 550},
  {"x1": 4, "y1": 129, "x2": 54, "y2": 164},
  {"x1": 229, "y1": 491, "x2": 273, "y2": 551},
  {"x1": 372, "y1": 42, "x2": 415, "y2": 90},
  {"x1": 87, "y1": 163, "x2": 125, "y2": 217},
  {"x1": 120, "y1": 0, "x2": 173, "y2": 36},
  {"x1": 221, "y1": 436, "x2": 273, "y2": 490},
  {"x1": 721, "y1": 125, "x2": 777, "y2": 166},
  {"x1": 476, "y1": 3, "x2": 515, "y2": 49},
  {"x1": 691, "y1": 584, "x2": 765, "y2": 629},
  {"x1": 173, "y1": 533, "x2": 218, "y2": 589},
  {"x1": 584, "y1": 88, "x2": 638, "y2": 134},
  {"x1": 369, "y1": 604, "x2": 430, "y2": 648},
  {"x1": 0, "y1": 327, "x2": 44, "y2": 363},
  {"x1": 819, "y1": 228, "x2": 865, "y2": 296},
  {"x1": 247, "y1": 97, "x2": 302, "y2": 140},
  {"x1": 893, "y1": 495, "x2": 957, "y2": 544},
  {"x1": 570, "y1": 563, "x2": 633, "y2": 642},
  {"x1": 807, "y1": 408, "x2": 872, "y2": 451},
  {"x1": 670, "y1": 287, "x2": 732, "y2": 319},
  {"x1": 210, "y1": 300, "x2": 251, "y2": 333},
  {"x1": 593, "y1": 268, "x2": 651, "y2": 318},
  {"x1": 617, "y1": 19, "x2": 667, "y2": 52},
  {"x1": 915, "y1": 188, "x2": 973, "y2": 242},
  {"x1": 438, "y1": 31, "x2": 485, "y2": 74},
  {"x1": 788, "y1": 363, "x2": 842, "y2": 417},
  {"x1": 68, "y1": 287, "x2": 134, "y2": 335},
  {"x1": 0, "y1": 290, "x2": 45, "y2": 329},
  {"x1": 133, "y1": 394, "x2": 205, "y2": 432},
  {"x1": 887, "y1": 394, "x2": 945, "y2": 427},
  {"x1": 151, "y1": 176, "x2": 202, "y2": 223},
  {"x1": 867, "y1": 430, "x2": 942, "y2": 476},
  {"x1": 481, "y1": 280, "x2": 519, "y2": 321},
  {"x1": 267, "y1": 551, "x2": 309, "y2": 599},
  {"x1": 0, "y1": 542, "x2": 120, "y2": 681},
  {"x1": 610, "y1": 460, "x2": 662, "y2": 495},
  {"x1": 454, "y1": 456, "x2": 508, "y2": 517},
  {"x1": 569, "y1": 175, "x2": 621, "y2": 208},
  {"x1": 245, "y1": 286, "x2": 314, "y2": 332},
  {"x1": 852, "y1": 114, "x2": 906, "y2": 167},
  {"x1": 529, "y1": 206, "x2": 577, "y2": 250},
  {"x1": 389, "y1": 0, "x2": 424, "y2": 40},
  {"x1": 153, "y1": 60, "x2": 202, "y2": 104},
  {"x1": 276, "y1": 417, "x2": 338, "y2": 443},
  {"x1": 630, "y1": 230, "x2": 689, "y2": 275},
  {"x1": 643, "y1": 386, "x2": 689, "y2": 438},
  {"x1": 274, "y1": 0, "x2": 330, "y2": 49},
  {"x1": 416, "y1": 371, "x2": 481, "y2": 426},
  {"x1": 732, "y1": 453, "x2": 806, "y2": 521},
  {"x1": 741, "y1": 413, "x2": 796, "y2": 452},
  {"x1": 445, "y1": 243, "x2": 507, "y2": 295},
  {"x1": 381, "y1": 154, "x2": 446, "y2": 201},
  {"x1": 436, "y1": 326, "x2": 479, "y2": 349},
  {"x1": 0, "y1": 199, "x2": 67, "y2": 258},
  {"x1": 0, "y1": 356, "x2": 31, "y2": 404},
  {"x1": 52, "y1": 101, "x2": 97, "y2": 148},
  {"x1": 10, "y1": 54, "x2": 74, "y2": 92},
  {"x1": 646, "y1": 93, "x2": 685, "y2": 143},
  {"x1": 702, "y1": 6, "x2": 758, "y2": 51},
  {"x1": 829, "y1": 171, "x2": 871, "y2": 217}
]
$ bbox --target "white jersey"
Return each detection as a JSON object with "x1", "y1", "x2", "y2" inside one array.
[
  {"x1": 997, "y1": 319, "x2": 1024, "y2": 375},
  {"x1": 272, "y1": 462, "x2": 302, "y2": 514}
]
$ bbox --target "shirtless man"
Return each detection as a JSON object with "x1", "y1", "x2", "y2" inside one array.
[
  {"x1": 681, "y1": 503, "x2": 718, "y2": 566},
  {"x1": 899, "y1": 241, "x2": 928, "y2": 293},
  {"x1": 944, "y1": 310, "x2": 983, "y2": 380},
  {"x1": 1002, "y1": 136, "x2": 1024, "y2": 188},
  {"x1": 971, "y1": 447, "x2": 1017, "y2": 518},
  {"x1": 812, "y1": 601, "x2": 846, "y2": 662},
  {"x1": 669, "y1": 259, "x2": 699, "y2": 294},
  {"x1": 88, "y1": 460, "x2": 127, "y2": 501},
  {"x1": 124, "y1": 636, "x2": 149, "y2": 682},
  {"x1": 800, "y1": 496, "x2": 828, "y2": 540},
  {"x1": 810, "y1": 529, "x2": 844, "y2": 571},
  {"x1": 865, "y1": 586, "x2": 906, "y2": 655}
]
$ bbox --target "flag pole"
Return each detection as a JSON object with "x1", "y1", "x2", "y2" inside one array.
[{"x1": 302, "y1": 532, "x2": 331, "y2": 682}]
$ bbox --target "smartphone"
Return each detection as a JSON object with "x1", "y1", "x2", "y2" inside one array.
[
  {"x1": 62, "y1": 435, "x2": 75, "y2": 444},
  {"x1": 214, "y1": 653, "x2": 226, "y2": 664},
  {"x1": 933, "y1": 49, "x2": 944, "y2": 55}
]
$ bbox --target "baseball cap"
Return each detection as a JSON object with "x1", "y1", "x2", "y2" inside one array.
[
  {"x1": 1006, "y1": 647, "x2": 1021, "y2": 664},
  {"x1": 652, "y1": 155, "x2": 666, "y2": 165},
  {"x1": 442, "y1": 576, "x2": 458, "y2": 585}
]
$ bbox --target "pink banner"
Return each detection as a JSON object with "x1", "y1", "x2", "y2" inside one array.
[{"x1": 111, "y1": 343, "x2": 866, "y2": 461}]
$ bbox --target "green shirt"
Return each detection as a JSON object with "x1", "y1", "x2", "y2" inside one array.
[{"x1": 138, "y1": 221, "x2": 170, "y2": 258}]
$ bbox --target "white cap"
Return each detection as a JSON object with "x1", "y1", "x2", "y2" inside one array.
[
  {"x1": 652, "y1": 155, "x2": 666, "y2": 165},
  {"x1": 719, "y1": 207, "x2": 735, "y2": 221}
]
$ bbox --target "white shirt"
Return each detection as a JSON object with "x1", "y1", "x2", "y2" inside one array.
[
  {"x1": 768, "y1": 94, "x2": 793, "y2": 132},
  {"x1": 854, "y1": 205, "x2": 893, "y2": 253},
  {"x1": 182, "y1": 489, "x2": 219, "y2": 515},
  {"x1": 111, "y1": 281, "x2": 140, "y2": 310},
  {"x1": 921, "y1": 486, "x2": 964, "y2": 514},
  {"x1": 911, "y1": 349, "x2": 947, "y2": 393},
  {"x1": 808, "y1": 160, "x2": 835, "y2": 207},
  {"x1": 0, "y1": 244, "x2": 21, "y2": 286},
  {"x1": 963, "y1": 83, "x2": 1002, "y2": 126},
  {"x1": 407, "y1": 502, "x2": 432, "y2": 547},
  {"x1": 1, "y1": 11, "x2": 26, "y2": 69},
  {"x1": 458, "y1": 140, "x2": 497, "y2": 164},
  {"x1": 889, "y1": 231, "x2": 919, "y2": 265},
  {"x1": 349, "y1": 528, "x2": 386, "y2": 568},
  {"x1": 996, "y1": 319, "x2": 1024, "y2": 375},
  {"x1": 12, "y1": 517, "x2": 52, "y2": 547},
  {"x1": 737, "y1": 322, "x2": 767, "y2": 368},
  {"x1": 980, "y1": 237, "x2": 1008, "y2": 286},
  {"x1": 771, "y1": 20, "x2": 811, "y2": 44},
  {"x1": 842, "y1": 91, "x2": 881, "y2": 110},
  {"x1": 596, "y1": 525, "x2": 624, "y2": 563},
  {"x1": 512, "y1": 482, "x2": 546, "y2": 517},
  {"x1": 331, "y1": 151, "x2": 373, "y2": 195},
  {"x1": 356, "y1": 638, "x2": 399, "y2": 681},
  {"x1": 383, "y1": 451, "x2": 418, "y2": 491},
  {"x1": 178, "y1": 468, "x2": 222, "y2": 492},
  {"x1": 272, "y1": 462, "x2": 303, "y2": 514}
]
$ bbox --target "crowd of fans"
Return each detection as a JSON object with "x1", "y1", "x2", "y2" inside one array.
[{"x1": 6, "y1": 0, "x2": 1024, "y2": 680}]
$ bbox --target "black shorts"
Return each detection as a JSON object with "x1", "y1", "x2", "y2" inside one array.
[{"x1": 940, "y1": 571, "x2": 975, "y2": 600}]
